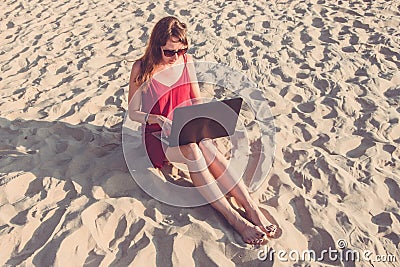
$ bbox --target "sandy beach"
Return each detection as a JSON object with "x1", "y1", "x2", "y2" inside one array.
[{"x1": 1, "y1": 0, "x2": 399, "y2": 266}]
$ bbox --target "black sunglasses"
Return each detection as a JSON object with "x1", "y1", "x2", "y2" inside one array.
[{"x1": 162, "y1": 48, "x2": 188, "y2": 57}]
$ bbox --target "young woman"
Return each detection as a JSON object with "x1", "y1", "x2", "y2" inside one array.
[{"x1": 128, "y1": 16, "x2": 277, "y2": 245}]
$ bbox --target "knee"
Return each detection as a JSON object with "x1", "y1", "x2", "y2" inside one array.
[{"x1": 180, "y1": 143, "x2": 202, "y2": 161}]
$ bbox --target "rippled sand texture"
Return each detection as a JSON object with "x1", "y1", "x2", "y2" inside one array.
[{"x1": 1, "y1": 0, "x2": 400, "y2": 266}]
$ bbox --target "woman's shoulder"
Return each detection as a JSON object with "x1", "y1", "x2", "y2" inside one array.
[
  {"x1": 130, "y1": 60, "x2": 143, "y2": 84},
  {"x1": 129, "y1": 60, "x2": 143, "y2": 91},
  {"x1": 131, "y1": 60, "x2": 142, "y2": 74}
]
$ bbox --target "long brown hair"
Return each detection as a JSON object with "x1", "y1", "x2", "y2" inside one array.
[{"x1": 135, "y1": 16, "x2": 188, "y2": 88}]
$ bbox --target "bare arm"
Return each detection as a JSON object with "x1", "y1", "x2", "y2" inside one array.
[
  {"x1": 128, "y1": 61, "x2": 148, "y2": 123},
  {"x1": 128, "y1": 61, "x2": 171, "y2": 127},
  {"x1": 186, "y1": 54, "x2": 202, "y2": 105}
]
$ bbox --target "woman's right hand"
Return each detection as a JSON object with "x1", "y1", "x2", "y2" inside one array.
[{"x1": 148, "y1": 115, "x2": 172, "y2": 135}]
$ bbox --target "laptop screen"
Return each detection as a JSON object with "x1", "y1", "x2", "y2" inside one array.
[{"x1": 168, "y1": 97, "x2": 243, "y2": 147}]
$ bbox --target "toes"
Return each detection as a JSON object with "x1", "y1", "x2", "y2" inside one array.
[
  {"x1": 245, "y1": 237, "x2": 256, "y2": 244},
  {"x1": 255, "y1": 238, "x2": 264, "y2": 245},
  {"x1": 243, "y1": 225, "x2": 268, "y2": 245},
  {"x1": 246, "y1": 237, "x2": 263, "y2": 245},
  {"x1": 254, "y1": 226, "x2": 266, "y2": 238},
  {"x1": 267, "y1": 224, "x2": 277, "y2": 232},
  {"x1": 254, "y1": 227, "x2": 266, "y2": 244},
  {"x1": 245, "y1": 232, "x2": 263, "y2": 245},
  {"x1": 264, "y1": 224, "x2": 277, "y2": 236}
]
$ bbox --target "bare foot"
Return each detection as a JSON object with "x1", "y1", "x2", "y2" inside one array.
[
  {"x1": 243, "y1": 202, "x2": 277, "y2": 238},
  {"x1": 227, "y1": 211, "x2": 266, "y2": 245}
]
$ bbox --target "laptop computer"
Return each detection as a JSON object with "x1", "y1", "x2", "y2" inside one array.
[{"x1": 152, "y1": 97, "x2": 243, "y2": 147}]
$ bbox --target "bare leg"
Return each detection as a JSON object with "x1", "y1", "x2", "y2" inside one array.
[
  {"x1": 165, "y1": 143, "x2": 266, "y2": 244},
  {"x1": 198, "y1": 139, "x2": 277, "y2": 236}
]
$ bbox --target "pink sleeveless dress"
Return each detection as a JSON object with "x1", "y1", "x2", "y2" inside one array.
[{"x1": 141, "y1": 54, "x2": 193, "y2": 168}]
